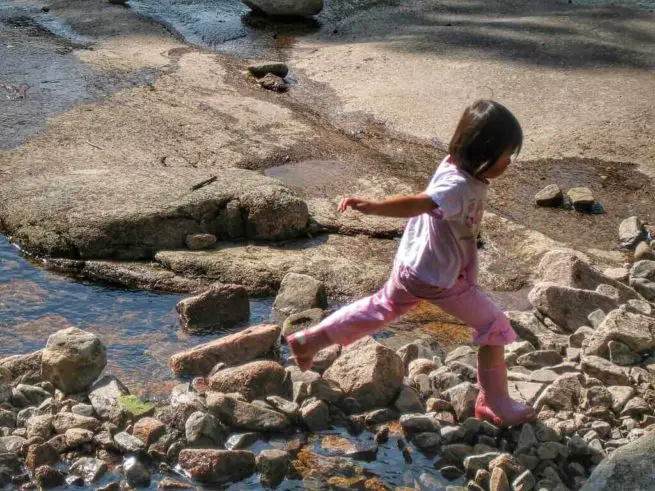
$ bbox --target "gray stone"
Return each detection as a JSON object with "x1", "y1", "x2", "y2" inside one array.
[
  {"x1": 445, "y1": 346, "x2": 477, "y2": 367},
  {"x1": 71, "y1": 403, "x2": 95, "y2": 417},
  {"x1": 312, "y1": 345, "x2": 341, "y2": 372},
  {"x1": 604, "y1": 268, "x2": 630, "y2": 283},
  {"x1": 265, "y1": 396, "x2": 299, "y2": 418},
  {"x1": 567, "y1": 187, "x2": 594, "y2": 211},
  {"x1": 535, "y1": 184, "x2": 563, "y2": 207},
  {"x1": 630, "y1": 260, "x2": 655, "y2": 282},
  {"x1": 169, "y1": 324, "x2": 281, "y2": 377},
  {"x1": 430, "y1": 367, "x2": 464, "y2": 391},
  {"x1": 124, "y1": 456, "x2": 151, "y2": 488},
  {"x1": 607, "y1": 386, "x2": 635, "y2": 413},
  {"x1": 506, "y1": 311, "x2": 568, "y2": 351},
  {"x1": 584, "y1": 309, "x2": 655, "y2": 358},
  {"x1": 394, "y1": 385, "x2": 424, "y2": 413},
  {"x1": 463, "y1": 452, "x2": 503, "y2": 473},
  {"x1": 608, "y1": 340, "x2": 641, "y2": 366},
  {"x1": 52, "y1": 413, "x2": 100, "y2": 434},
  {"x1": 619, "y1": 397, "x2": 650, "y2": 418},
  {"x1": 588, "y1": 309, "x2": 606, "y2": 328},
  {"x1": 273, "y1": 272, "x2": 327, "y2": 318},
  {"x1": 398, "y1": 339, "x2": 446, "y2": 368},
  {"x1": 323, "y1": 338, "x2": 404, "y2": 411},
  {"x1": 89, "y1": 376, "x2": 130, "y2": 423},
  {"x1": 114, "y1": 431, "x2": 145, "y2": 453},
  {"x1": 300, "y1": 399, "x2": 330, "y2": 431},
  {"x1": 517, "y1": 350, "x2": 563, "y2": 369},
  {"x1": 619, "y1": 216, "x2": 646, "y2": 249},
  {"x1": 41, "y1": 327, "x2": 106, "y2": 394},
  {"x1": 626, "y1": 299, "x2": 654, "y2": 317},
  {"x1": 570, "y1": 326, "x2": 594, "y2": 348},
  {"x1": 529, "y1": 370, "x2": 558, "y2": 384},
  {"x1": 534, "y1": 373, "x2": 583, "y2": 411},
  {"x1": 186, "y1": 411, "x2": 225, "y2": 447},
  {"x1": 634, "y1": 241, "x2": 655, "y2": 261},
  {"x1": 400, "y1": 413, "x2": 439, "y2": 434},
  {"x1": 225, "y1": 432, "x2": 260, "y2": 450},
  {"x1": 208, "y1": 360, "x2": 286, "y2": 401},
  {"x1": 281, "y1": 308, "x2": 324, "y2": 337},
  {"x1": 629, "y1": 277, "x2": 655, "y2": 300},
  {"x1": 581, "y1": 432, "x2": 655, "y2": 491},
  {"x1": 177, "y1": 284, "x2": 249, "y2": 333},
  {"x1": 581, "y1": 356, "x2": 629, "y2": 386},
  {"x1": 248, "y1": 62, "x2": 289, "y2": 79},
  {"x1": 242, "y1": 0, "x2": 323, "y2": 17},
  {"x1": 185, "y1": 233, "x2": 217, "y2": 250},
  {"x1": 512, "y1": 470, "x2": 536, "y2": 491},
  {"x1": 307, "y1": 379, "x2": 342, "y2": 403},
  {"x1": 529, "y1": 283, "x2": 618, "y2": 333},
  {"x1": 584, "y1": 386, "x2": 613, "y2": 408},
  {"x1": 256, "y1": 448, "x2": 289, "y2": 487},
  {"x1": 413, "y1": 431, "x2": 441, "y2": 451},
  {"x1": 26, "y1": 414, "x2": 54, "y2": 440},
  {"x1": 443, "y1": 382, "x2": 479, "y2": 422},
  {"x1": 0, "y1": 435, "x2": 26, "y2": 453},
  {"x1": 206, "y1": 392, "x2": 290, "y2": 432},
  {"x1": 179, "y1": 448, "x2": 255, "y2": 483}
]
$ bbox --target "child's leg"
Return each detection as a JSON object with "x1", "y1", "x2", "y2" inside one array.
[
  {"x1": 286, "y1": 270, "x2": 420, "y2": 371},
  {"x1": 430, "y1": 280, "x2": 535, "y2": 426}
]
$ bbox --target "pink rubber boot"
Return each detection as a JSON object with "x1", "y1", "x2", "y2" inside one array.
[
  {"x1": 475, "y1": 364, "x2": 536, "y2": 427},
  {"x1": 285, "y1": 326, "x2": 333, "y2": 372}
]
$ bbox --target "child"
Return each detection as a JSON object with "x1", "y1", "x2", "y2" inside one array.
[{"x1": 286, "y1": 100, "x2": 535, "y2": 427}]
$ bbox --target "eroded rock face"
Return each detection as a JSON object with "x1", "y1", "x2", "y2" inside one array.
[
  {"x1": 323, "y1": 338, "x2": 404, "y2": 411},
  {"x1": 169, "y1": 324, "x2": 281, "y2": 377},
  {"x1": 176, "y1": 284, "x2": 250, "y2": 333},
  {"x1": 41, "y1": 328, "x2": 106, "y2": 394}
]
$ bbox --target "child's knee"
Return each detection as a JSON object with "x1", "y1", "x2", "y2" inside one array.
[{"x1": 473, "y1": 312, "x2": 517, "y2": 346}]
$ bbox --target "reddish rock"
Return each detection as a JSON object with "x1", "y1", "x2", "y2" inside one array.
[
  {"x1": 133, "y1": 417, "x2": 166, "y2": 446},
  {"x1": 208, "y1": 361, "x2": 286, "y2": 401},
  {"x1": 176, "y1": 284, "x2": 249, "y2": 333},
  {"x1": 25, "y1": 443, "x2": 58, "y2": 471},
  {"x1": 178, "y1": 449, "x2": 256, "y2": 484},
  {"x1": 169, "y1": 324, "x2": 281, "y2": 377}
]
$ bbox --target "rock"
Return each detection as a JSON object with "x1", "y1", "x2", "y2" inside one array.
[
  {"x1": 185, "y1": 233, "x2": 217, "y2": 251},
  {"x1": 307, "y1": 379, "x2": 342, "y2": 403},
  {"x1": 634, "y1": 241, "x2": 655, "y2": 261},
  {"x1": 534, "y1": 373, "x2": 583, "y2": 411},
  {"x1": 301, "y1": 399, "x2": 330, "y2": 431},
  {"x1": 185, "y1": 411, "x2": 225, "y2": 448},
  {"x1": 490, "y1": 467, "x2": 510, "y2": 491},
  {"x1": 588, "y1": 309, "x2": 606, "y2": 328},
  {"x1": 179, "y1": 449, "x2": 255, "y2": 484},
  {"x1": 25, "y1": 443, "x2": 58, "y2": 471},
  {"x1": 169, "y1": 324, "x2": 281, "y2": 377},
  {"x1": 409, "y1": 358, "x2": 440, "y2": 379},
  {"x1": 124, "y1": 456, "x2": 151, "y2": 487},
  {"x1": 511, "y1": 382, "x2": 545, "y2": 405},
  {"x1": 26, "y1": 414, "x2": 54, "y2": 440},
  {"x1": 312, "y1": 345, "x2": 341, "y2": 372},
  {"x1": 529, "y1": 370, "x2": 558, "y2": 384},
  {"x1": 177, "y1": 284, "x2": 249, "y2": 333},
  {"x1": 430, "y1": 367, "x2": 464, "y2": 391},
  {"x1": 259, "y1": 73, "x2": 289, "y2": 92},
  {"x1": 608, "y1": 340, "x2": 641, "y2": 366},
  {"x1": 0, "y1": 408, "x2": 16, "y2": 428},
  {"x1": 41, "y1": 328, "x2": 106, "y2": 394},
  {"x1": 581, "y1": 432, "x2": 655, "y2": 490},
  {"x1": 71, "y1": 403, "x2": 94, "y2": 417},
  {"x1": 65, "y1": 428, "x2": 94, "y2": 447},
  {"x1": 398, "y1": 339, "x2": 445, "y2": 368},
  {"x1": 604, "y1": 268, "x2": 630, "y2": 283},
  {"x1": 52, "y1": 413, "x2": 99, "y2": 434},
  {"x1": 440, "y1": 465, "x2": 465, "y2": 481},
  {"x1": 619, "y1": 216, "x2": 646, "y2": 249},
  {"x1": 323, "y1": 338, "x2": 404, "y2": 411},
  {"x1": 69, "y1": 457, "x2": 107, "y2": 483},
  {"x1": 537, "y1": 250, "x2": 640, "y2": 304},
  {"x1": 528, "y1": 282, "x2": 618, "y2": 333},
  {"x1": 248, "y1": 62, "x2": 289, "y2": 79},
  {"x1": 584, "y1": 386, "x2": 613, "y2": 408},
  {"x1": 629, "y1": 260, "x2": 655, "y2": 300},
  {"x1": 619, "y1": 397, "x2": 650, "y2": 418},
  {"x1": 265, "y1": 396, "x2": 299, "y2": 418},
  {"x1": 464, "y1": 452, "x2": 503, "y2": 473},
  {"x1": 584, "y1": 309, "x2": 655, "y2": 358},
  {"x1": 208, "y1": 360, "x2": 286, "y2": 401},
  {"x1": 273, "y1": 273, "x2": 327, "y2": 318},
  {"x1": 0, "y1": 350, "x2": 42, "y2": 385},
  {"x1": 35, "y1": 465, "x2": 65, "y2": 488},
  {"x1": 517, "y1": 350, "x2": 563, "y2": 369},
  {"x1": 535, "y1": 184, "x2": 563, "y2": 207},
  {"x1": 133, "y1": 417, "x2": 166, "y2": 446},
  {"x1": 443, "y1": 382, "x2": 478, "y2": 421},
  {"x1": 581, "y1": 356, "x2": 629, "y2": 386},
  {"x1": 207, "y1": 392, "x2": 289, "y2": 432},
  {"x1": 0, "y1": 435, "x2": 26, "y2": 453},
  {"x1": 607, "y1": 386, "x2": 635, "y2": 413},
  {"x1": 513, "y1": 470, "x2": 536, "y2": 491},
  {"x1": 626, "y1": 299, "x2": 654, "y2": 317},
  {"x1": 400, "y1": 413, "x2": 439, "y2": 434},
  {"x1": 506, "y1": 311, "x2": 568, "y2": 351},
  {"x1": 114, "y1": 431, "x2": 145, "y2": 453},
  {"x1": 256, "y1": 448, "x2": 289, "y2": 487},
  {"x1": 413, "y1": 431, "x2": 441, "y2": 451},
  {"x1": 282, "y1": 308, "x2": 324, "y2": 337},
  {"x1": 630, "y1": 277, "x2": 655, "y2": 300},
  {"x1": 242, "y1": 0, "x2": 323, "y2": 16},
  {"x1": 89, "y1": 375, "x2": 130, "y2": 423},
  {"x1": 394, "y1": 385, "x2": 424, "y2": 413},
  {"x1": 567, "y1": 187, "x2": 595, "y2": 212},
  {"x1": 158, "y1": 478, "x2": 195, "y2": 490},
  {"x1": 365, "y1": 408, "x2": 399, "y2": 426},
  {"x1": 225, "y1": 432, "x2": 260, "y2": 450}
]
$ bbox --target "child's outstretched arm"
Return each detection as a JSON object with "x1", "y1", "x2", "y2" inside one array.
[{"x1": 338, "y1": 193, "x2": 437, "y2": 218}]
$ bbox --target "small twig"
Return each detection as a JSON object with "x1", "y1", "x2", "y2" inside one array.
[
  {"x1": 86, "y1": 141, "x2": 104, "y2": 150},
  {"x1": 190, "y1": 176, "x2": 218, "y2": 191}
]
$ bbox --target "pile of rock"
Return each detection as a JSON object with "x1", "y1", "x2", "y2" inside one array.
[{"x1": 535, "y1": 184, "x2": 601, "y2": 213}]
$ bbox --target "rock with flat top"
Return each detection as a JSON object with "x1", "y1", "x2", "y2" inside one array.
[
  {"x1": 206, "y1": 392, "x2": 289, "y2": 432},
  {"x1": 581, "y1": 356, "x2": 629, "y2": 386},
  {"x1": 248, "y1": 62, "x2": 289, "y2": 79},
  {"x1": 273, "y1": 273, "x2": 327, "y2": 318},
  {"x1": 506, "y1": 311, "x2": 568, "y2": 351},
  {"x1": 242, "y1": 0, "x2": 323, "y2": 17},
  {"x1": 567, "y1": 187, "x2": 595, "y2": 212},
  {"x1": 208, "y1": 361, "x2": 286, "y2": 401},
  {"x1": 177, "y1": 284, "x2": 249, "y2": 333},
  {"x1": 535, "y1": 184, "x2": 563, "y2": 207}
]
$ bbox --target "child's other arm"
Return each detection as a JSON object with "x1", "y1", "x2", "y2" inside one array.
[{"x1": 338, "y1": 193, "x2": 437, "y2": 218}]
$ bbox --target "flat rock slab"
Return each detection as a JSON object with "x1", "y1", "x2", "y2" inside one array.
[{"x1": 156, "y1": 234, "x2": 396, "y2": 298}]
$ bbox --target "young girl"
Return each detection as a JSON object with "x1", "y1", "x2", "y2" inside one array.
[{"x1": 286, "y1": 100, "x2": 535, "y2": 427}]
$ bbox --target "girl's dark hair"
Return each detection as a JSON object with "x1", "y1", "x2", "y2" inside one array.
[{"x1": 448, "y1": 100, "x2": 523, "y2": 176}]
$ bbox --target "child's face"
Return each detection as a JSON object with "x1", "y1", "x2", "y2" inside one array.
[{"x1": 480, "y1": 149, "x2": 514, "y2": 179}]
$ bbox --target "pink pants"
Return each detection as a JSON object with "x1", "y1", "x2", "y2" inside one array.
[{"x1": 321, "y1": 266, "x2": 517, "y2": 347}]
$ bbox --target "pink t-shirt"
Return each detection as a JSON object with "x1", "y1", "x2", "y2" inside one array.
[{"x1": 396, "y1": 156, "x2": 488, "y2": 288}]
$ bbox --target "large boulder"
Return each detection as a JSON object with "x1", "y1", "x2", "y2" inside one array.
[
  {"x1": 583, "y1": 309, "x2": 655, "y2": 358},
  {"x1": 323, "y1": 338, "x2": 404, "y2": 411},
  {"x1": 177, "y1": 284, "x2": 249, "y2": 333},
  {"x1": 536, "y1": 251, "x2": 641, "y2": 304},
  {"x1": 242, "y1": 0, "x2": 323, "y2": 17},
  {"x1": 208, "y1": 361, "x2": 286, "y2": 401},
  {"x1": 505, "y1": 311, "x2": 568, "y2": 351},
  {"x1": 528, "y1": 283, "x2": 618, "y2": 333},
  {"x1": 41, "y1": 328, "x2": 106, "y2": 394},
  {"x1": 206, "y1": 392, "x2": 290, "y2": 432},
  {"x1": 178, "y1": 449, "x2": 256, "y2": 484},
  {"x1": 273, "y1": 273, "x2": 327, "y2": 318},
  {"x1": 169, "y1": 324, "x2": 280, "y2": 377},
  {"x1": 581, "y1": 432, "x2": 655, "y2": 491}
]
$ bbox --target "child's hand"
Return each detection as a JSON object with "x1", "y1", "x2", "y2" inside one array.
[{"x1": 338, "y1": 197, "x2": 375, "y2": 214}]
